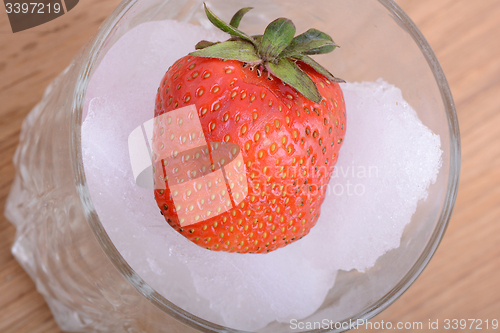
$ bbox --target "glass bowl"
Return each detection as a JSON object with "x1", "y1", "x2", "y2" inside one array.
[{"x1": 5, "y1": 0, "x2": 460, "y2": 332}]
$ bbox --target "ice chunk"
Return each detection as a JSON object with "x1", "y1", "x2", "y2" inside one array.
[
  {"x1": 312, "y1": 79, "x2": 443, "y2": 272},
  {"x1": 82, "y1": 20, "x2": 442, "y2": 331}
]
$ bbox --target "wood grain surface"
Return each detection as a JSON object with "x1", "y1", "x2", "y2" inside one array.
[{"x1": 1, "y1": 0, "x2": 499, "y2": 332}]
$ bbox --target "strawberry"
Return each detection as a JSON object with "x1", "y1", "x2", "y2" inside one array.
[{"x1": 152, "y1": 5, "x2": 346, "y2": 253}]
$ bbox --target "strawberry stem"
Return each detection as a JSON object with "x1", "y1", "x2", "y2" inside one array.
[{"x1": 190, "y1": 4, "x2": 343, "y2": 103}]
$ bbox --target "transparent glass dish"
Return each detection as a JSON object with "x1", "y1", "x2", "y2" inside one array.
[{"x1": 5, "y1": 0, "x2": 460, "y2": 332}]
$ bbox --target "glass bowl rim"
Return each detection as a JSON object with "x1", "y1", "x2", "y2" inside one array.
[{"x1": 70, "y1": 0, "x2": 461, "y2": 332}]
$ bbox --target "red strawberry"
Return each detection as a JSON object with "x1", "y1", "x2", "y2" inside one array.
[{"x1": 152, "y1": 5, "x2": 346, "y2": 253}]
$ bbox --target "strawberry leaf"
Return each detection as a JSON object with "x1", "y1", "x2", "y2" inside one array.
[
  {"x1": 190, "y1": 40, "x2": 261, "y2": 63},
  {"x1": 267, "y1": 58, "x2": 322, "y2": 103},
  {"x1": 258, "y1": 18, "x2": 295, "y2": 63},
  {"x1": 251, "y1": 34, "x2": 263, "y2": 50},
  {"x1": 285, "y1": 28, "x2": 338, "y2": 56},
  {"x1": 292, "y1": 54, "x2": 345, "y2": 83},
  {"x1": 229, "y1": 7, "x2": 253, "y2": 28},
  {"x1": 280, "y1": 39, "x2": 336, "y2": 58},
  {"x1": 195, "y1": 40, "x2": 218, "y2": 50},
  {"x1": 195, "y1": 5, "x2": 344, "y2": 104},
  {"x1": 204, "y1": 3, "x2": 255, "y2": 46}
]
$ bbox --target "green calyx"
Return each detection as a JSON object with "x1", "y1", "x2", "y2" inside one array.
[{"x1": 190, "y1": 4, "x2": 344, "y2": 104}]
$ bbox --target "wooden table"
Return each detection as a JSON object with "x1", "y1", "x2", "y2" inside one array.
[{"x1": 1, "y1": 0, "x2": 499, "y2": 332}]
